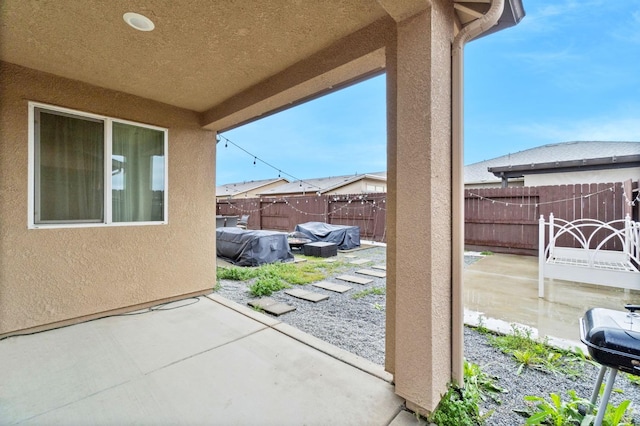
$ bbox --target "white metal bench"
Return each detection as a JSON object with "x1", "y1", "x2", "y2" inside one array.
[{"x1": 538, "y1": 214, "x2": 640, "y2": 298}]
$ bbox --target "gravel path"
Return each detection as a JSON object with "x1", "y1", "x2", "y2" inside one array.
[{"x1": 216, "y1": 246, "x2": 640, "y2": 424}]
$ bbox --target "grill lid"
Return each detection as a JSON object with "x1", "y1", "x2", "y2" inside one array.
[{"x1": 580, "y1": 308, "x2": 640, "y2": 373}]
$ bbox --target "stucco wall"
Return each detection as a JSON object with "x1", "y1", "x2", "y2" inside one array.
[
  {"x1": 525, "y1": 169, "x2": 640, "y2": 187},
  {"x1": 0, "y1": 62, "x2": 217, "y2": 335},
  {"x1": 325, "y1": 178, "x2": 387, "y2": 195}
]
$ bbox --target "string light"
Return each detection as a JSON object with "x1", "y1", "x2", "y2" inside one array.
[
  {"x1": 221, "y1": 194, "x2": 388, "y2": 217},
  {"x1": 217, "y1": 134, "x2": 323, "y2": 190},
  {"x1": 467, "y1": 185, "x2": 619, "y2": 207},
  {"x1": 622, "y1": 185, "x2": 640, "y2": 207}
]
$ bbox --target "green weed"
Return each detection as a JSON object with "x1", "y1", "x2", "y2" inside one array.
[
  {"x1": 522, "y1": 389, "x2": 633, "y2": 425},
  {"x1": 488, "y1": 325, "x2": 583, "y2": 377},
  {"x1": 216, "y1": 266, "x2": 258, "y2": 280},
  {"x1": 626, "y1": 373, "x2": 640, "y2": 386},
  {"x1": 351, "y1": 287, "x2": 385, "y2": 299},
  {"x1": 248, "y1": 276, "x2": 290, "y2": 297},
  {"x1": 428, "y1": 360, "x2": 505, "y2": 426}
]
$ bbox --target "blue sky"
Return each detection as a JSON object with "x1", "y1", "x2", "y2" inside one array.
[{"x1": 217, "y1": 1, "x2": 640, "y2": 185}]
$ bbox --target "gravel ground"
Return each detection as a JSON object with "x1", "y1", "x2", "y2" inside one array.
[{"x1": 216, "y1": 246, "x2": 640, "y2": 424}]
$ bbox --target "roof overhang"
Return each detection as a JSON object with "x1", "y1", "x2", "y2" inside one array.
[
  {"x1": 1, "y1": 1, "x2": 525, "y2": 132},
  {"x1": 453, "y1": 0, "x2": 525, "y2": 41},
  {"x1": 488, "y1": 154, "x2": 640, "y2": 180}
]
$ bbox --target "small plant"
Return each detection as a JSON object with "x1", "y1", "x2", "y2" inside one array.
[
  {"x1": 248, "y1": 276, "x2": 290, "y2": 297},
  {"x1": 488, "y1": 325, "x2": 584, "y2": 377},
  {"x1": 463, "y1": 360, "x2": 505, "y2": 404},
  {"x1": 480, "y1": 251, "x2": 493, "y2": 256},
  {"x1": 272, "y1": 262, "x2": 325, "y2": 284},
  {"x1": 626, "y1": 373, "x2": 640, "y2": 386},
  {"x1": 474, "y1": 315, "x2": 491, "y2": 335},
  {"x1": 522, "y1": 389, "x2": 633, "y2": 426},
  {"x1": 351, "y1": 287, "x2": 385, "y2": 299},
  {"x1": 373, "y1": 302, "x2": 384, "y2": 311},
  {"x1": 429, "y1": 360, "x2": 505, "y2": 425},
  {"x1": 217, "y1": 266, "x2": 258, "y2": 281}
]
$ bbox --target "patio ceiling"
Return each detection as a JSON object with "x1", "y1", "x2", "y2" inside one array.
[{"x1": 0, "y1": 1, "x2": 522, "y2": 129}]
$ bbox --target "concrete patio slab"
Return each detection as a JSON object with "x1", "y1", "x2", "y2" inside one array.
[
  {"x1": 0, "y1": 297, "x2": 267, "y2": 424},
  {"x1": 248, "y1": 297, "x2": 296, "y2": 316},
  {"x1": 312, "y1": 281, "x2": 352, "y2": 293},
  {"x1": 336, "y1": 275, "x2": 373, "y2": 285},
  {"x1": 356, "y1": 269, "x2": 387, "y2": 278},
  {"x1": 285, "y1": 288, "x2": 329, "y2": 302},
  {"x1": 372, "y1": 264, "x2": 387, "y2": 270},
  {"x1": 1, "y1": 295, "x2": 403, "y2": 425},
  {"x1": 389, "y1": 409, "x2": 429, "y2": 425},
  {"x1": 349, "y1": 258, "x2": 372, "y2": 265}
]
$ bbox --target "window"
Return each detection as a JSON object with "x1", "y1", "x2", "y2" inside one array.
[
  {"x1": 365, "y1": 184, "x2": 385, "y2": 193},
  {"x1": 29, "y1": 103, "x2": 167, "y2": 228}
]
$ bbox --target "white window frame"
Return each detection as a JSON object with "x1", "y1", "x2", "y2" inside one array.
[{"x1": 28, "y1": 102, "x2": 169, "y2": 229}]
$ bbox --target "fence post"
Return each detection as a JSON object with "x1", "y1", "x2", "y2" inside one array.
[{"x1": 538, "y1": 214, "x2": 546, "y2": 298}]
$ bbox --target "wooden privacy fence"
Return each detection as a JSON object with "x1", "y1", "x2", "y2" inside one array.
[
  {"x1": 216, "y1": 180, "x2": 638, "y2": 254},
  {"x1": 216, "y1": 193, "x2": 388, "y2": 242},
  {"x1": 465, "y1": 180, "x2": 638, "y2": 255}
]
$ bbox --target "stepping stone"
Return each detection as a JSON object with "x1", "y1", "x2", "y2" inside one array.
[
  {"x1": 312, "y1": 281, "x2": 352, "y2": 293},
  {"x1": 371, "y1": 264, "x2": 386, "y2": 271},
  {"x1": 343, "y1": 254, "x2": 357, "y2": 258},
  {"x1": 285, "y1": 288, "x2": 329, "y2": 302},
  {"x1": 293, "y1": 257, "x2": 307, "y2": 263},
  {"x1": 336, "y1": 275, "x2": 373, "y2": 285},
  {"x1": 349, "y1": 258, "x2": 371, "y2": 265},
  {"x1": 248, "y1": 298, "x2": 296, "y2": 316},
  {"x1": 356, "y1": 269, "x2": 386, "y2": 278}
]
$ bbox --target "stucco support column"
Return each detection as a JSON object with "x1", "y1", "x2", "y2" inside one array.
[{"x1": 385, "y1": 0, "x2": 454, "y2": 414}]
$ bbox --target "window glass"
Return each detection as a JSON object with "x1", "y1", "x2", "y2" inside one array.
[
  {"x1": 35, "y1": 109, "x2": 104, "y2": 223},
  {"x1": 30, "y1": 103, "x2": 167, "y2": 228},
  {"x1": 112, "y1": 122, "x2": 165, "y2": 222}
]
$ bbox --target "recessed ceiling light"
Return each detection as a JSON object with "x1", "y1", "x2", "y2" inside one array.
[{"x1": 123, "y1": 12, "x2": 155, "y2": 32}]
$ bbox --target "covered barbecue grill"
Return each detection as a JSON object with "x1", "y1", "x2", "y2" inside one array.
[{"x1": 580, "y1": 305, "x2": 640, "y2": 426}]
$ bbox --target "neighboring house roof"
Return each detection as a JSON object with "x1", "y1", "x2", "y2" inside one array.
[
  {"x1": 258, "y1": 171, "x2": 387, "y2": 196},
  {"x1": 465, "y1": 141, "x2": 640, "y2": 185},
  {"x1": 216, "y1": 178, "x2": 289, "y2": 198}
]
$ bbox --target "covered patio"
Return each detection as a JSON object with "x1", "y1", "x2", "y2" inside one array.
[
  {"x1": 1, "y1": 295, "x2": 405, "y2": 424},
  {"x1": 0, "y1": 0, "x2": 524, "y2": 418}
]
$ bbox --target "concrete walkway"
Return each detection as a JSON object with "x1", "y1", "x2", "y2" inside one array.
[
  {"x1": 1, "y1": 295, "x2": 405, "y2": 425},
  {"x1": 464, "y1": 253, "x2": 640, "y2": 347}
]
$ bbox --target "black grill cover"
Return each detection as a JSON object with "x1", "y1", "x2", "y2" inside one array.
[
  {"x1": 216, "y1": 227, "x2": 294, "y2": 266},
  {"x1": 580, "y1": 308, "x2": 640, "y2": 375},
  {"x1": 294, "y1": 222, "x2": 360, "y2": 250}
]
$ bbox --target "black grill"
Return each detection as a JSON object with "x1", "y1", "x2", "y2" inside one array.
[{"x1": 579, "y1": 306, "x2": 640, "y2": 426}]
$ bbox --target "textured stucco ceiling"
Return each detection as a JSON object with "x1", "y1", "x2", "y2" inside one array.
[
  {"x1": 0, "y1": 0, "x2": 388, "y2": 112},
  {"x1": 0, "y1": 0, "x2": 523, "y2": 120}
]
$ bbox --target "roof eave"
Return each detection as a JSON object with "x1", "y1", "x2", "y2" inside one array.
[
  {"x1": 468, "y1": 0, "x2": 526, "y2": 42},
  {"x1": 488, "y1": 154, "x2": 640, "y2": 179}
]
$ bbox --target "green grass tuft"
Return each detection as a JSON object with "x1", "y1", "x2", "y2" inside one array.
[
  {"x1": 351, "y1": 287, "x2": 385, "y2": 299},
  {"x1": 248, "y1": 276, "x2": 290, "y2": 297}
]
